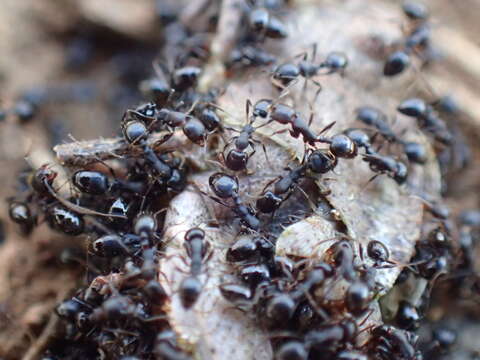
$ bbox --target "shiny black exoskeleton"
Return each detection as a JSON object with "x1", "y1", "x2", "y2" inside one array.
[
  {"x1": 179, "y1": 228, "x2": 211, "y2": 308},
  {"x1": 208, "y1": 173, "x2": 260, "y2": 230}
]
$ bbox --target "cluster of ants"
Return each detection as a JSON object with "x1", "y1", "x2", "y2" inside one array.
[
  {"x1": 383, "y1": 1, "x2": 434, "y2": 76},
  {"x1": 4, "y1": 0, "x2": 478, "y2": 359}
]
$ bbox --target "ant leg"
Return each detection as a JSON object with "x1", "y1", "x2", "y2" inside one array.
[
  {"x1": 294, "y1": 184, "x2": 317, "y2": 212},
  {"x1": 318, "y1": 121, "x2": 337, "y2": 135},
  {"x1": 246, "y1": 99, "x2": 253, "y2": 121},
  {"x1": 357, "y1": 173, "x2": 381, "y2": 196},
  {"x1": 261, "y1": 176, "x2": 281, "y2": 194},
  {"x1": 269, "y1": 128, "x2": 290, "y2": 137},
  {"x1": 311, "y1": 79, "x2": 323, "y2": 103},
  {"x1": 305, "y1": 292, "x2": 330, "y2": 321}
]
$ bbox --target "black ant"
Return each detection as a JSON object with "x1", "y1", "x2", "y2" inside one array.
[
  {"x1": 256, "y1": 161, "x2": 308, "y2": 214},
  {"x1": 355, "y1": 106, "x2": 398, "y2": 143},
  {"x1": 89, "y1": 233, "x2": 142, "y2": 258},
  {"x1": 254, "y1": 98, "x2": 338, "y2": 147},
  {"x1": 226, "y1": 235, "x2": 274, "y2": 263},
  {"x1": 155, "y1": 330, "x2": 192, "y2": 360},
  {"x1": 72, "y1": 170, "x2": 146, "y2": 196},
  {"x1": 397, "y1": 98, "x2": 452, "y2": 145},
  {"x1": 226, "y1": 44, "x2": 276, "y2": 71},
  {"x1": 247, "y1": 2, "x2": 288, "y2": 40},
  {"x1": 8, "y1": 200, "x2": 36, "y2": 235},
  {"x1": 220, "y1": 100, "x2": 269, "y2": 171},
  {"x1": 362, "y1": 153, "x2": 408, "y2": 185},
  {"x1": 355, "y1": 106, "x2": 429, "y2": 165},
  {"x1": 272, "y1": 44, "x2": 348, "y2": 96},
  {"x1": 179, "y1": 228, "x2": 212, "y2": 309},
  {"x1": 207, "y1": 172, "x2": 260, "y2": 231},
  {"x1": 366, "y1": 325, "x2": 422, "y2": 360},
  {"x1": 384, "y1": 1, "x2": 432, "y2": 77}
]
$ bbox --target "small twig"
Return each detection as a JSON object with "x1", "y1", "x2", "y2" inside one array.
[
  {"x1": 21, "y1": 285, "x2": 72, "y2": 360},
  {"x1": 21, "y1": 313, "x2": 59, "y2": 360},
  {"x1": 199, "y1": 0, "x2": 244, "y2": 90},
  {"x1": 53, "y1": 130, "x2": 174, "y2": 167}
]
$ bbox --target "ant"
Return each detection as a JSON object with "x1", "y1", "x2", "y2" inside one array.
[
  {"x1": 247, "y1": 1, "x2": 288, "y2": 40},
  {"x1": 362, "y1": 153, "x2": 408, "y2": 185},
  {"x1": 304, "y1": 319, "x2": 359, "y2": 355},
  {"x1": 355, "y1": 106, "x2": 428, "y2": 164},
  {"x1": 254, "y1": 98, "x2": 339, "y2": 147},
  {"x1": 269, "y1": 262, "x2": 334, "y2": 323},
  {"x1": 272, "y1": 44, "x2": 348, "y2": 96},
  {"x1": 397, "y1": 98, "x2": 452, "y2": 145},
  {"x1": 355, "y1": 106, "x2": 398, "y2": 143},
  {"x1": 207, "y1": 172, "x2": 261, "y2": 231},
  {"x1": 13, "y1": 165, "x2": 124, "y2": 236},
  {"x1": 366, "y1": 325, "x2": 422, "y2": 360},
  {"x1": 155, "y1": 104, "x2": 211, "y2": 146},
  {"x1": 226, "y1": 44, "x2": 276, "y2": 71},
  {"x1": 72, "y1": 170, "x2": 146, "y2": 196},
  {"x1": 384, "y1": 1, "x2": 432, "y2": 77},
  {"x1": 179, "y1": 228, "x2": 212, "y2": 309},
  {"x1": 226, "y1": 235, "x2": 274, "y2": 263},
  {"x1": 89, "y1": 233, "x2": 142, "y2": 258},
  {"x1": 8, "y1": 200, "x2": 36, "y2": 235},
  {"x1": 121, "y1": 110, "x2": 190, "y2": 187},
  {"x1": 220, "y1": 100, "x2": 269, "y2": 172},
  {"x1": 155, "y1": 330, "x2": 192, "y2": 360},
  {"x1": 256, "y1": 160, "x2": 308, "y2": 214}
]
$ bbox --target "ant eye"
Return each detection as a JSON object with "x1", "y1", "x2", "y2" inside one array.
[{"x1": 123, "y1": 121, "x2": 148, "y2": 143}]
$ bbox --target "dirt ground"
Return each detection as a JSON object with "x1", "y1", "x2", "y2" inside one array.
[{"x1": 0, "y1": 0, "x2": 479, "y2": 359}]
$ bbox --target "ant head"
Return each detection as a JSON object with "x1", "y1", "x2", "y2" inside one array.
[
  {"x1": 209, "y1": 172, "x2": 239, "y2": 199},
  {"x1": 184, "y1": 227, "x2": 205, "y2": 242},
  {"x1": 367, "y1": 240, "x2": 390, "y2": 264},
  {"x1": 134, "y1": 213, "x2": 157, "y2": 237},
  {"x1": 30, "y1": 164, "x2": 57, "y2": 194}
]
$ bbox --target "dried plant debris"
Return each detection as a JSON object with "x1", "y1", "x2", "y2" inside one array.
[{"x1": 2, "y1": 0, "x2": 479, "y2": 359}]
